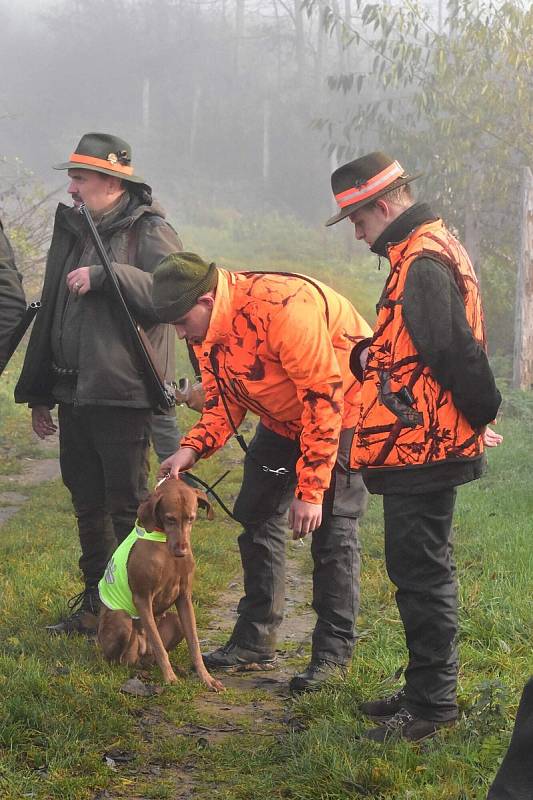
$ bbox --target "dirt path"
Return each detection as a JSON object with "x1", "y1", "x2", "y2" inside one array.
[
  {"x1": 0, "y1": 434, "x2": 60, "y2": 526},
  {"x1": 128, "y1": 541, "x2": 316, "y2": 800}
]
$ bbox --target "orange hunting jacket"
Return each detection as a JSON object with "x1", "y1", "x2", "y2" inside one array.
[
  {"x1": 181, "y1": 269, "x2": 372, "y2": 504},
  {"x1": 351, "y1": 219, "x2": 486, "y2": 471}
]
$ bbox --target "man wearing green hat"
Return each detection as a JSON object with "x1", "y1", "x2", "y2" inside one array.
[
  {"x1": 152, "y1": 252, "x2": 372, "y2": 693},
  {"x1": 15, "y1": 132, "x2": 183, "y2": 635},
  {"x1": 0, "y1": 218, "x2": 26, "y2": 372}
]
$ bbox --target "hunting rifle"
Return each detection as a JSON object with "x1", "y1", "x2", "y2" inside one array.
[{"x1": 78, "y1": 203, "x2": 176, "y2": 413}]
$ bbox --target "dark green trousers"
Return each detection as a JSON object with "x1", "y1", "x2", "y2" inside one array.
[
  {"x1": 58, "y1": 403, "x2": 151, "y2": 587},
  {"x1": 383, "y1": 488, "x2": 459, "y2": 722},
  {"x1": 230, "y1": 424, "x2": 367, "y2": 665}
]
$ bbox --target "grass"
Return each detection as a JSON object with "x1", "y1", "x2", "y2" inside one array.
[
  {"x1": 0, "y1": 233, "x2": 531, "y2": 797},
  {"x1": 1, "y1": 376, "x2": 531, "y2": 799},
  {"x1": 0, "y1": 348, "x2": 43, "y2": 474}
]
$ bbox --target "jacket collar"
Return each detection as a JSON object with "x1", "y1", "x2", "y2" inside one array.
[
  {"x1": 371, "y1": 202, "x2": 438, "y2": 257},
  {"x1": 57, "y1": 190, "x2": 165, "y2": 237},
  {"x1": 203, "y1": 268, "x2": 235, "y2": 346}
]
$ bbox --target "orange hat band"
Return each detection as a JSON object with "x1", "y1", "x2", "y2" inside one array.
[
  {"x1": 69, "y1": 152, "x2": 134, "y2": 176},
  {"x1": 335, "y1": 161, "x2": 404, "y2": 208}
]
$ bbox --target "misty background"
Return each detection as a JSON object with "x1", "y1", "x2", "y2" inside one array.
[{"x1": 1, "y1": 0, "x2": 531, "y2": 372}]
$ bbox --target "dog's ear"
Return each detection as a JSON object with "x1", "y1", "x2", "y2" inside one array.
[
  {"x1": 194, "y1": 489, "x2": 214, "y2": 520},
  {"x1": 137, "y1": 492, "x2": 163, "y2": 531}
]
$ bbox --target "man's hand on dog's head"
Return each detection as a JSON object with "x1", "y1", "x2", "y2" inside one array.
[{"x1": 158, "y1": 446, "x2": 198, "y2": 480}]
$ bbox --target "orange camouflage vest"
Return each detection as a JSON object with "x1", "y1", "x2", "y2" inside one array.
[
  {"x1": 351, "y1": 219, "x2": 486, "y2": 471},
  {"x1": 182, "y1": 269, "x2": 372, "y2": 504}
]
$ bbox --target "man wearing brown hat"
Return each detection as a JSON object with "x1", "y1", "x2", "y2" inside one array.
[
  {"x1": 15, "y1": 132, "x2": 183, "y2": 634},
  {"x1": 152, "y1": 252, "x2": 372, "y2": 693},
  {"x1": 327, "y1": 151, "x2": 502, "y2": 741},
  {"x1": 0, "y1": 218, "x2": 26, "y2": 371}
]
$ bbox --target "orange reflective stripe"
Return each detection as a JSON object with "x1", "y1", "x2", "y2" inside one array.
[
  {"x1": 69, "y1": 153, "x2": 134, "y2": 176},
  {"x1": 335, "y1": 161, "x2": 403, "y2": 208}
]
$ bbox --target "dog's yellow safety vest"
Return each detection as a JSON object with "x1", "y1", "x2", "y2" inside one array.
[{"x1": 98, "y1": 524, "x2": 167, "y2": 619}]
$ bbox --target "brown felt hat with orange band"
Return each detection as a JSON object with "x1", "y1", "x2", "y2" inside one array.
[
  {"x1": 54, "y1": 132, "x2": 146, "y2": 184},
  {"x1": 325, "y1": 151, "x2": 421, "y2": 226}
]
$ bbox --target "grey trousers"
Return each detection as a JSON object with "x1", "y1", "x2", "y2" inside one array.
[
  {"x1": 229, "y1": 424, "x2": 367, "y2": 664},
  {"x1": 151, "y1": 412, "x2": 180, "y2": 463}
]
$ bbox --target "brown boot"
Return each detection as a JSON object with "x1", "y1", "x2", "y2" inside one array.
[
  {"x1": 359, "y1": 687, "x2": 406, "y2": 722},
  {"x1": 363, "y1": 708, "x2": 456, "y2": 743}
]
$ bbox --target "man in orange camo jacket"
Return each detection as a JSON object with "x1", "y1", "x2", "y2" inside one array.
[{"x1": 152, "y1": 252, "x2": 372, "y2": 693}]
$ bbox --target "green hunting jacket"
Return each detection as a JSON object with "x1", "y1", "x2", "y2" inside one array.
[
  {"x1": 15, "y1": 190, "x2": 182, "y2": 408},
  {"x1": 0, "y1": 218, "x2": 26, "y2": 371}
]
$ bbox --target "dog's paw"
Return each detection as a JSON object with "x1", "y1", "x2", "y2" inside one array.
[{"x1": 201, "y1": 673, "x2": 225, "y2": 693}]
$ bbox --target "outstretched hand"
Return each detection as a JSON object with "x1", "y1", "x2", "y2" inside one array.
[{"x1": 483, "y1": 425, "x2": 503, "y2": 447}]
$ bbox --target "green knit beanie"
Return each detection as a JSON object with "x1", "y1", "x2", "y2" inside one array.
[{"x1": 152, "y1": 252, "x2": 219, "y2": 322}]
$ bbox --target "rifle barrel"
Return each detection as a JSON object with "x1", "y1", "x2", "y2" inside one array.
[{"x1": 79, "y1": 204, "x2": 175, "y2": 412}]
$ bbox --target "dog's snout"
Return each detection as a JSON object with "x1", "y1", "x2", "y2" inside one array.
[{"x1": 168, "y1": 536, "x2": 189, "y2": 558}]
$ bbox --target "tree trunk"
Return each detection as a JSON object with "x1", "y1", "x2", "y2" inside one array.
[
  {"x1": 294, "y1": 0, "x2": 305, "y2": 82},
  {"x1": 234, "y1": 0, "x2": 245, "y2": 76},
  {"x1": 331, "y1": 0, "x2": 345, "y2": 72},
  {"x1": 464, "y1": 182, "x2": 481, "y2": 282},
  {"x1": 344, "y1": 0, "x2": 351, "y2": 23},
  {"x1": 330, "y1": 148, "x2": 339, "y2": 216},
  {"x1": 189, "y1": 85, "x2": 202, "y2": 162},
  {"x1": 512, "y1": 166, "x2": 533, "y2": 390},
  {"x1": 262, "y1": 96, "x2": 270, "y2": 192},
  {"x1": 315, "y1": 0, "x2": 325, "y2": 93},
  {"x1": 142, "y1": 77, "x2": 150, "y2": 131}
]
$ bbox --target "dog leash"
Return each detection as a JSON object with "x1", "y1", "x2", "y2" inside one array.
[
  {"x1": 157, "y1": 470, "x2": 238, "y2": 522},
  {"x1": 188, "y1": 469, "x2": 238, "y2": 521},
  {"x1": 205, "y1": 353, "x2": 291, "y2": 478}
]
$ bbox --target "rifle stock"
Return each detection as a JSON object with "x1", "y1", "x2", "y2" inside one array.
[
  {"x1": 78, "y1": 203, "x2": 175, "y2": 412},
  {"x1": 0, "y1": 301, "x2": 41, "y2": 377}
]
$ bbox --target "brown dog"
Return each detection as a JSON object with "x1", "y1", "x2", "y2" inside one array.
[{"x1": 97, "y1": 476, "x2": 223, "y2": 691}]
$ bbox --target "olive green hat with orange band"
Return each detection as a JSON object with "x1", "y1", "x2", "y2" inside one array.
[{"x1": 54, "y1": 132, "x2": 146, "y2": 184}]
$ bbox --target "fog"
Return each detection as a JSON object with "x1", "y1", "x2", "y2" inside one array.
[
  {"x1": 2, "y1": 0, "x2": 375, "y2": 228},
  {"x1": 1, "y1": 0, "x2": 530, "y2": 361}
]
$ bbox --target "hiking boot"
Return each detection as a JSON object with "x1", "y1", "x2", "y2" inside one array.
[
  {"x1": 289, "y1": 659, "x2": 347, "y2": 695},
  {"x1": 363, "y1": 708, "x2": 456, "y2": 743},
  {"x1": 46, "y1": 586, "x2": 101, "y2": 636},
  {"x1": 360, "y1": 687, "x2": 407, "y2": 722},
  {"x1": 202, "y1": 642, "x2": 277, "y2": 671}
]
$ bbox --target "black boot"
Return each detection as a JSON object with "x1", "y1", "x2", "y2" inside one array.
[
  {"x1": 202, "y1": 642, "x2": 277, "y2": 670},
  {"x1": 46, "y1": 585, "x2": 101, "y2": 636},
  {"x1": 289, "y1": 660, "x2": 347, "y2": 695}
]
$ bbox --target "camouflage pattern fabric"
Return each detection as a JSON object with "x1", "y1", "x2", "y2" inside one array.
[
  {"x1": 181, "y1": 269, "x2": 372, "y2": 504},
  {"x1": 352, "y1": 219, "x2": 486, "y2": 471}
]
